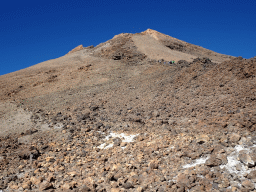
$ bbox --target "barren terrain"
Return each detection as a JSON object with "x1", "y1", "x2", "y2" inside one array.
[{"x1": 0, "y1": 29, "x2": 256, "y2": 192}]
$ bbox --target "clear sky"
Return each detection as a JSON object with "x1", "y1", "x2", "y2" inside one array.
[{"x1": 1, "y1": 0, "x2": 255, "y2": 76}]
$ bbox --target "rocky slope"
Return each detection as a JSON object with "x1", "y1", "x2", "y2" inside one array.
[{"x1": 0, "y1": 29, "x2": 256, "y2": 192}]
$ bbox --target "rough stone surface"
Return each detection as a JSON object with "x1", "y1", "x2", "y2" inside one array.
[{"x1": 0, "y1": 29, "x2": 255, "y2": 191}]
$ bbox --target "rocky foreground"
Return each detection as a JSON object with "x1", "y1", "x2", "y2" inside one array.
[{"x1": 0, "y1": 30, "x2": 256, "y2": 191}]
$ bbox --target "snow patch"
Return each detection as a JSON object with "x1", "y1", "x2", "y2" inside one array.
[
  {"x1": 183, "y1": 156, "x2": 209, "y2": 169},
  {"x1": 98, "y1": 132, "x2": 139, "y2": 149},
  {"x1": 220, "y1": 145, "x2": 253, "y2": 176},
  {"x1": 104, "y1": 143, "x2": 114, "y2": 149},
  {"x1": 107, "y1": 132, "x2": 138, "y2": 143}
]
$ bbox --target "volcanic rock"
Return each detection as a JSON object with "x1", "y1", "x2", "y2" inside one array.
[{"x1": 0, "y1": 29, "x2": 255, "y2": 191}]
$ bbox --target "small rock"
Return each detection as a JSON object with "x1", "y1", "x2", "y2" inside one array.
[
  {"x1": 18, "y1": 149, "x2": 39, "y2": 160},
  {"x1": 112, "y1": 164, "x2": 121, "y2": 171},
  {"x1": 123, "y1": 181, "x2": 134, "y2": 189},
  {"x1": 205, "y1": 155, "x2": 222, "y2": 167},
  {"x1": 31, "y1": 176, "x2": 43, "y2": 185},
  {"x1": 247, "y1": 170, "x2": 256, "y2": 179},
  {"x1": 212, "y1": 183, "x2": 219, "y2": 189},
  {"x1": 238, "y1": 151, "x2": 254, "y2": 166},
  {"x1": 9, "y1": 183, "x2": 19, "y2": 190},
  {"x1": 68, "y1": 171, "x2": 77, "y2": 177},
  {"x1": 149, "y1": 160, "x2": 159, "y2": 169},
  {"x1": 22, "y1": 183, "x2": 31, "y2": 190},
  {"x1": 229, "y1": 133, "x2": 241, "y2": 143},
  {"x1": 39, "y1": 181, "x2": 53, "y2": 190},
  {"x1": 196, "y1": 135, "x2": 209, "y2": 144},
  {"x1": 62, "y1": 183, "x2": 71, "y2": 190},
  {"x1": 221, "y1": 177, "x2": 230, "y2": 188},
  {"x1": 137, "y1": 186, "x2": 144, "y2": 192},
  {"x1": 80, "y1": 185, "x2": 91, "y2": 191},
  {"x1": 138, "y1": 174, "x2": 147, "y2": 184},
  {"x1": 249, "y1": 148, "x2": 256, "y2": 162},
  {"x1": 113, "y1": 137, "x2": 122, "y2": 146},
  {"x1": 242, "y1": 180, "x2": 255, "y2": 190},
  {"x1": 136, "y1": 135, "x2": 144, "y2": 141},
  {"x1": 90, "y1": 105, "x2": 99, "y2": 111},
  {"x1": 176, "y1": 173, "x2": 190, "y2": 188},
  {"x1": 120, "y1": 142, "x2": 127, "y2": 147},
  {"x1": 251, "y1": 136, "x2": 256, "y2": 144},
  {"x1": 84, "y1": 177, "x2": 95, "y2": 186},
  {"x1": 46, "y1": 174, "x2": 55, "y2": 182},
  {"x1": 45, "y1": 156, "x2": 55, "y2": 162},
  {"x1": 111, "y1": 188, "x2": 120, "y2": 192},
  {"x1": 113, "y1": 172, "x2": 123, "y2": 181},
  {"x1": 152, "y1": 110, "x2": 160, "y2": 117}
]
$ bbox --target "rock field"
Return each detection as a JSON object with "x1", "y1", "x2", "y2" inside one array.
[{"x1": 0, "y1": 29, "x2": 256, "y2": 191}]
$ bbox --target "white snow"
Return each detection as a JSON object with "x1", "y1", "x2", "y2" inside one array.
[
  {"x1": 104, "y1": 143, "x2": 114, "y2": 149},
  {"x1": 98, "y1": 132, "x2": 139, "y2": 150},
  {"x1": 98, "y1": 143, "x2": 107, "y2": 149},
  {"x1": 183, "y1": 156, "x2": 209, "y2": 169},
  {"x1": 107, "y1": 132, "x2": 138, "y2": 143},
  {"x1": 235, "y1": 145, "x2": 245, "y2": 152},
  {"x1": 220, "y1": 144, "x2": 256, "y2": 176}
]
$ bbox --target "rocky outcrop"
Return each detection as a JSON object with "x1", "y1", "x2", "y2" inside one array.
[{"x1": 66, "y1": 44, "x2": 84, "y2": 54}]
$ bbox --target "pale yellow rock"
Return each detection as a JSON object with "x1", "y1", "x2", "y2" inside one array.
[
  {"x1": 84, "y1": 177, "x2": 95, "y2": 185},
  {"x1": 46, "y1": 156, "x2": 55, "y2": 162},
  {"x1": 148, "y1": 160, "x2": 159, "y2": 169},
  {"x1": 68, "y1": 171, "x2": 77, "y2": 177},
  {"x1": 196, "y1": 134, "x2": 210, "y2": 143},
  {"x1": 30, "y1": 176, "x2": 43, "y2": 185},
  {"x1": 59, "y1": 166, "x2": 65, "y2": 171},
  {"x1": 39, "y1": 181, "x2": 53, "y2": 190},
  {"x1": 18, "y1": 165, "x2": 24, "y2": 169},
  {"x1": 42, "y1": 162, "x2": 50, "y2": 167},
  {"x1": 34, "y1": 168, "x2": 41, "y2": 174},
  {"x1": 112, "y1": 163, "x2": 121, "y2": 171},
  {"x1": 137, "y1": 186, "x2": 143, "y2": 192},
  {"x1": 76, "y1": 161, "x2": 83, "y2": 166},
  {"x1": 62, "y1": 183, "x2": 71, "y2": 190},
  {"x1": 111, "y1": 188, "x2": 120, "y2": 192},
  {"x1": 9, "y1": 183, "x2": 19, "y2": 189},
  {"x1": 22, "y1": 183, "x2": 30, "y2": 190},
  {"x1": 48, "y1": 166, "x2": 55, "y2": 172}
]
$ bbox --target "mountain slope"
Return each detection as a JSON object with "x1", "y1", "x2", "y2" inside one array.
[
  {"x1": 0, "y1": 29, "x2": 255, "y2": 192},
  {"x1": 0, "y1": 29, "x2": 233, "y2": 103}
]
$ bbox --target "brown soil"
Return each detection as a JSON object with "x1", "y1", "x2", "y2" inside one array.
[{"x1": 0, "y1": 29, "x2": 255, "y2": 192}]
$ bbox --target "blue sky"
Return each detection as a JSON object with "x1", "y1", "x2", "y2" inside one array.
[{"x1": 1, "y1": 0, "x2": 255, "y2": 76}]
